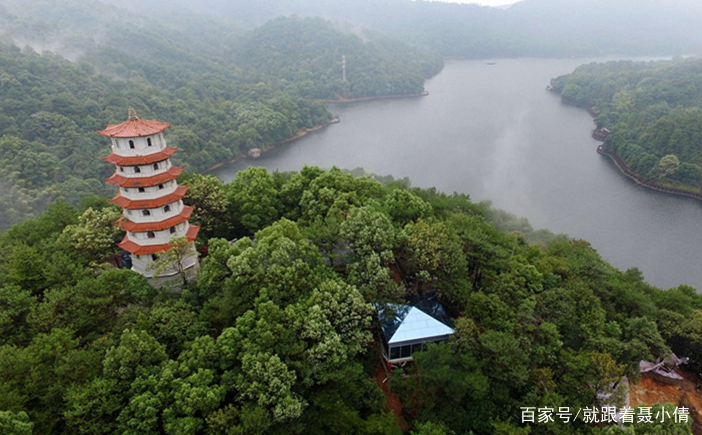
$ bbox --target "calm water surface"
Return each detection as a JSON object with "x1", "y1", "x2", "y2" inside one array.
[{"x1": 213, "y1": 58, "x2": 702, "y2": 290}]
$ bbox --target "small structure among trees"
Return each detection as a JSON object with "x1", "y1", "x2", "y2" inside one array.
[
  {"x1": 99, "y1": 108, "x2": 200, "y2": 281},
  {"x1": 376, "y1": 294, "x2": 454, "y2": 366}
]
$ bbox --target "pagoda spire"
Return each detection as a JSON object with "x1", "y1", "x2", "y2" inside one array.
[{"x1": 128, "y1": 107, "x2": 138, "y2": 120}]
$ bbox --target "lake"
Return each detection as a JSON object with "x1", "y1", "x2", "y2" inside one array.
[{"x1": 212, "y1": 57, "x2": 702, "y2": 291}]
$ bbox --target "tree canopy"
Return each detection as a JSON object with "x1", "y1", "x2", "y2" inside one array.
[
  {"x1": 551, "y1": 57, "x2": 702, "y2": 191},
  {"x1": 0, "y1": 166, "x2": 696, "y2": 434}
]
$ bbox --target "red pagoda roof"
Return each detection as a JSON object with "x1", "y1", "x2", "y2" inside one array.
[
  {"x1": 98, "y1": 119, "x2": 170, "y2": 138},
  {"x1": 117, "y1": 206, "x2": 194, "y2": 232},
  {"x1": 103, "y1": 147, "x2": 178, "y2": 165},
  {"x1": 106, "y1": 166, "x2": 184, "y2": 188},
  {"x1": 109, "y1": 185, "x2": 188, "y2": 209},
  {"x1": 118, "y1": 225, "x2": 200, "y2": 255},
  {"x1": 98, "y1": 107, "x2": 171, "y2": 138}
]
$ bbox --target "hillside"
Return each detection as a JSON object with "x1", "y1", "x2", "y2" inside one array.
[
  {"x1": 98, "y1": 0, "x2": 702, "y2": 58},
  {"x1": 550, "y1": 57, "x2": 702, "y2": 193},
  {"x1": 233, "y1": 16, "x2": 442, "y2": 99},
  {"x1": 0, "y1": 166, "x2": 700, "y2": 434},
  {"x1": 0, "y1": 1, "x2": 440, "y2": 230}
]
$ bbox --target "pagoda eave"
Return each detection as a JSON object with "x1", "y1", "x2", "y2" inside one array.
[
  {"x1": 117, "y1": 206, "x2": 194, "y2": 232},
  {"x1": 106, "y1": 166, "x2": 184, "y2": 188},
  {"x1": 118, "y1": 225, "x2": 200, "y2": 255},
  {"x1": 110, "y1": 185, "x2": 188, "y2": 209},
  {"x1": 102, "y1": 147, "x2": 178, "y2": 165},
  {"x1": 98, "y1": 119, "x2": 171, "y2": 138}
]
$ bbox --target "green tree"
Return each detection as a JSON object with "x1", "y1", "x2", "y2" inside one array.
[
  {"x1": 236, "y1": 352, "x2": 305, "y2": 422},
  {"x1": 0, "y1": 284, "x2": 36, "y2": 346},
  {"x1": 149, "y1": 236, "x2": 199, "y2": 287},
  {"x1": 653, "y1": 154, "x2": 681, "y2": 179},
  {"x1": 401, "y1": 219, "x2": 467, "y2": 294},
  {"x1": 384, "y1": 189, "x2": 433, "y2": 227},
  {"x1": 58, "y1": 206, "x2": 124, "y2": 266},
  {"x1": 0, "y1": 411, "x2": 33, "y2": 435},
  {"x1": 181, "y1": 173, "x2": 230, "y2": 239},
  {"x1": 226, "y1": 167, "x2": 281, "y2": 235}
]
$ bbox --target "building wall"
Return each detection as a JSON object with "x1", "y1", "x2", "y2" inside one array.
[
  {"x1": 120, "y1": 180, "x2": 178, "y2": 200},
  {"x1": 385, "y1": 335, "x2": 452, "y2": 363},
  {"x1": 111, "y1": 133, "x2": 166, "y2": 154},
  {"x1": 116, "y1": 159, "x2": 172, "y2": 177},
  {"x1": 131, "y1": 242, "x2": 199, "y2": 278},
  {"x1": 123, "y1": 200, "x2": 184, "y2": 224},
  {"x1": 127, "y1": 222, "x2": 190, "y2": 246}
]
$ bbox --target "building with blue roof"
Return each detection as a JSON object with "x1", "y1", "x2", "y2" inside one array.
[{"x1": 376, "y1": 294, "x2": 454, "y2": 364}]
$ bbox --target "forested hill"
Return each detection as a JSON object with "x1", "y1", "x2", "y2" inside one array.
[
  {"x1": 0, "y1": 1, "x2": 441, "y2": 230},
  {"x1": 550, "y1": 57, "x2": 702, "y2": 192},
  {"x1": 0, "y1": 165, "x2": 699, "y2": 434},
  {"x1": 102, "y1": 0, "x2": 702, "y2": 57},
  {"x1": 234, "y1": 16, "x2": 442, "y2": 99}
]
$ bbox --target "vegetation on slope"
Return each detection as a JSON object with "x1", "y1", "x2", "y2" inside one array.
[
  {"x1": 233, "y1": 16, "x2": 442, "y2": 99},
  {"x1": 0, "y1": 2, "x2": 441, "y2": 230},
  {"x1": 0, "y1": 166, "x2": 698, "y2": 434},
  {"x1": 550, "y1": 57, "x2": 702, "y2": 191},
  {"x1": 103, "y1": 0, "x2": 702, "y2": 58}
]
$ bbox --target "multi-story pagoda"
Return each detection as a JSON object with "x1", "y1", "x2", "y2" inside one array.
[{"x1": 99, "y1": 108, "x2": 199, "y2": 279}]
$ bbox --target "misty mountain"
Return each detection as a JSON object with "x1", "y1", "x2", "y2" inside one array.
[
  {"x1": 93, "y1": 0, "x2": 702, "y2": 57},
  {"x1": 4, "y1": 0, "x2": 702, "y2": 59},
  {"x1": 0, "y1": 0, "x2": 442, "y2": 229},
  {"x1": 233, "y1": 16, "x2": 442, "y2": 99}
]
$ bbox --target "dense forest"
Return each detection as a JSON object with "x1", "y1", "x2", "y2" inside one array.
[
  {"x1": 0, "y1": 1, "x2": 441, "y2": 230},
  {"x1": 550, "y1": 57, "x2": 702, "y2": 192},
  {"x1": 234, "y1": 17, "x2": 442, "y2": 99},
  {"x1": 100, "y1": 0, "x2": 702, "y2": 58},
  {"x1": 3, "y1": 0, "x2": 702, "y2": 228},
  {"x1": 0, "y1": 166, "x2": 699, "y2": 434},
  {"x1": 3, "y1": 0, "x2": 702, "y2": 433}
]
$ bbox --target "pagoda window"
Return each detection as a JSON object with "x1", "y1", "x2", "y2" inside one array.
[
  {"x1": 158, "y1": 184, "x2": 164, "y2": 190},
  {"x1": 164, "y1": 205, "x2": 171, "y2": 213},
  {"x1": 147, "y1": 231, "x2": 155, "y2": 239},
  {"x1": 120, "y1": 167, "x2": 125, "y2": 172},
  {"x1": 151, "y1": 254, "x2": 158, "y2": 261},
  {"x1": 129, "y1": 140, "x2": 135, "y2": 149},
  {"x1": 153, "y1": 163, "x2": 159, "y2": 170},
  {"x1": 170, "y1": 227, "x2": 176, "y2": 234},
  {"x1": 134, "y1": 166, "x2": 141, "y2": 173},
  {"x1": 147, "y1": 138, "x2": 153, "y2": 147},
  {"x1": 142, "y1": 209, "x2": 151, "y2": 216},
  {"x1": 138, "y1": 187, "x2": 145, "y2": 193}
]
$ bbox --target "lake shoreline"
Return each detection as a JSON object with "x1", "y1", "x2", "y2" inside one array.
[
  {"x1": 556, "y1": 93, "x2": 702, "y2": 202},
  {"x1": 210, "y1": 58, "x2": 702, "y2": 290},
  {"x1": 596, "y1": 145, "x2": 702, "y2": 201},
  {"x1": 327, "y1": 91, "x2": 429, "y2": 104},
  {"x1": 202, "y1": 117, "x2": 340, "y2": 173},
  {"x1": 202, "y1": 90, "x2": 429, "y2": 173}
]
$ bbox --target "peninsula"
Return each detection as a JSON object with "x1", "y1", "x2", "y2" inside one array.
[{"x1": 550, "y1": 57, "x2": 702, "y2": 200}]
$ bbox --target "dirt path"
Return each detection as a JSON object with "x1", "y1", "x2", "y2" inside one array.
[{"x1": 630, "y1": 372, "x2": 702, "y2": 434}]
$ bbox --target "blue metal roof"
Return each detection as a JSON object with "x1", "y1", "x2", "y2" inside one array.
[{"x1": 376, "y1": 295, "x2": 454, "y2": 346}]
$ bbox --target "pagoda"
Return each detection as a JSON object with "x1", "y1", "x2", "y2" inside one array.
[{"x1": 99, "y1": 108, "x2": 199, "y2": 279}]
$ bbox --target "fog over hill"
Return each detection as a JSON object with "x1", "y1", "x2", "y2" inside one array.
[
  {"x1": 93, "y1": 0, "x2": 702, "y2": 57},
  {"x1": 2, "y1": 0, "x2": 701, "y2": 58}
]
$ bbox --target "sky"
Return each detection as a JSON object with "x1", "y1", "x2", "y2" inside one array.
[{"x1": 439, "y1": 0, "x2": 522, "y2": 7}]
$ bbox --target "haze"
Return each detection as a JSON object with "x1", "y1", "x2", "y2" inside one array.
[{"x1": 441, "y1": 0, "x2": 520, "y2": 7}]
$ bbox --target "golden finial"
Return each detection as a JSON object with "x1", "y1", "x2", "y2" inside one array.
[{"x1": 128, "y1": 107, "x2": 138, "y2": 121}]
